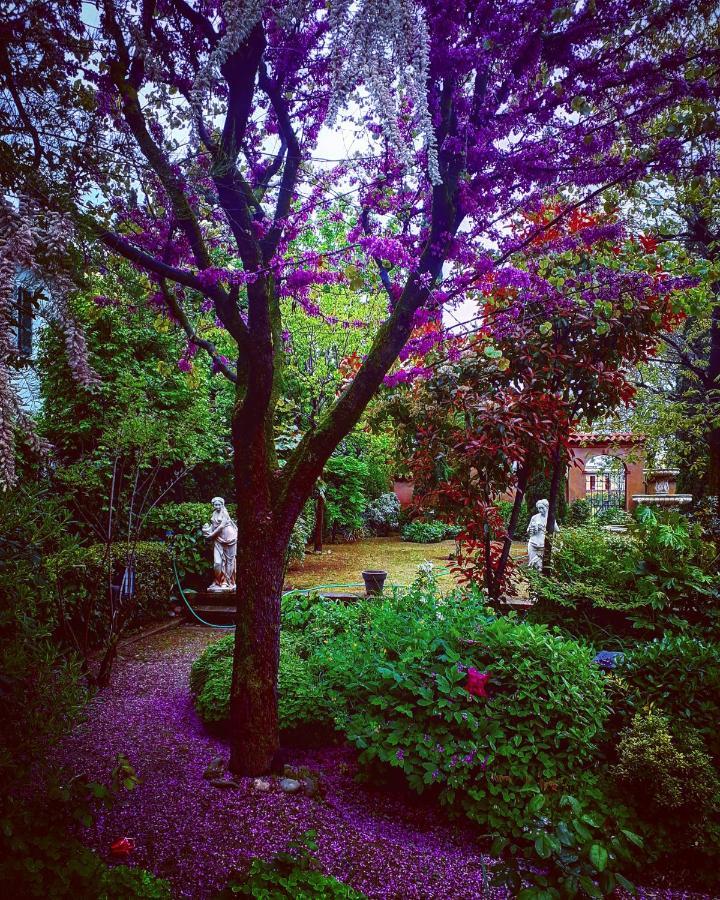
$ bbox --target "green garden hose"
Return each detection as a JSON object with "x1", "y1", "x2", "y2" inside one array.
[{"x1": 171, "y1": 557, "x2": 452, "y2": 629}]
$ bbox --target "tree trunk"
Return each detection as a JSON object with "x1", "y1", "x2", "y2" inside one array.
[
  {"x1": 492, "y1": 462, "x2": 531, "y2": 597},
  {"x1": 542, "y1": 442, "x2": 564, "y2": 571},
  {"x1": 228, "y1": 525, "x2": 287, "y2": 775},
  {"x1": 314, "y1": 493, "x2": 324, "y2": 552}
]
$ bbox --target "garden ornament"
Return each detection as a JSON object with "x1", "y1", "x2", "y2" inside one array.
[
  {"x1": 526, "y1": 498, "x2": 559, "y2": 571},
  {"x1": 202, "y1": 497, "x2": 238, "y2": 591}
]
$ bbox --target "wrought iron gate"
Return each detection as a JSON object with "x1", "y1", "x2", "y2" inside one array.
[{"x1": 585, "y1": 467, "x2": 626, "y2": 515}]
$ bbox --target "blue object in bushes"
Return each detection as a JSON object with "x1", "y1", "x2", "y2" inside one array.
[{"x1": 593, "y1": 650, "x2": 624, "y2": 670}]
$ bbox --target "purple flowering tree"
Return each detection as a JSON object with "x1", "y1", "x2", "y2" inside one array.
[{"x1": 2, "y1": 0, "x2": 717, "y2": 773}]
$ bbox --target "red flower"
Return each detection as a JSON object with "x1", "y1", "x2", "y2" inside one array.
[
  {"x1": 639, "y1": 234, "x2": 658, "y2": 253},
  {"x1": 110, "y1": 837, "x2": 136, "y2": 857},
  {"x1": 465, "y1": 668, "x2": 490, "y2": 698}
]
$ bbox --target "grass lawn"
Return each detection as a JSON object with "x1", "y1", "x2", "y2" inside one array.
[{"x1": 284, "y1": 535, "x2": 527, "y2": 591}]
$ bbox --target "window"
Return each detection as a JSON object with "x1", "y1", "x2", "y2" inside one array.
[{"x1": 16, "y1": 286, "x2": 33, "y2": 357}]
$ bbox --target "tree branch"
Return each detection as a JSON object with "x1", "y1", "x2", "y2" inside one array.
[
  {"x1": 159, "y1": 280, "x2": 238, "y2": 382},
  {"x1": 258, "y1": 61, "x2": 301, "y2": 259},
  {"x1": 169, "y1": 0, "x2": 218, "y2": 44}
]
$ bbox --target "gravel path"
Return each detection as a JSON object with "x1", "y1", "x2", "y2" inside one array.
[
  {"x1": 57, "y1": 626, "x2": 504, "y2": 899},
  {"x1": 56, "y1": 625, "x2": 708, "y2": 900}
]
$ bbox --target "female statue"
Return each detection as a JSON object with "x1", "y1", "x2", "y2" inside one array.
[
  {"x1": 202, "y1": 497, "x2": 238, "y2": 591},
  {"x1": 526, "y1": 498, "x2": 559, "y2": 571}
]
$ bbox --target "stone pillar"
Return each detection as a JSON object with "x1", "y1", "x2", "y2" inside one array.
[
  {"x1": 567, "y1": 458, "x2": 586, "y2": 505},
  {"x1": 625, "y1": 461, "x2": 644, "y2": 511}
]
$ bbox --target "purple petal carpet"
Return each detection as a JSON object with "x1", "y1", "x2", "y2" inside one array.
[{"x1": 55, "y1": 626, "x2": 707, "y2": 899}]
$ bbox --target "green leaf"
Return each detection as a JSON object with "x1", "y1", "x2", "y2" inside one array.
[
  {"x1": 579, "y1": 875, "x2": 603, "y2": 898},
  {"x1": 534, "y1": 832, "x2": 554, "y2": 860},
  {"x1": 588, "y1": 843, "x2": 608, "y2": 873},
  {"x1": 527, "y1": 794, "x2": 545, "y2": 815}
]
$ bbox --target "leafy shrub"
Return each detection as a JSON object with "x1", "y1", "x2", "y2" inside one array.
[
  {"x1": 364, "y1": 492, "x2": 401, "y2": 535},
  {"x1": 613, "y1": 633, "x2": 720, "y2": 759},
  {"x1": 614, "y1": 711, "x2": 719, "y2": 813},
  {"x1": 595, "y1": 506, "x2": 634, "y2": 527},
  {"x1": 99, "y1": 866, "x2": 172, "y2": 899},
  {"x1": 401, "y1": 519, "x2": 458, "y2": 543},
  {"x1": 693, "y1": 495, "x2": 720, "y2": 544},
  {"x1": 287, "y1": 501, "x2": 316, "y2": 566},
  {"x1": 629, "y1": 506, "x2": 720, "y2": 629},
  {"x1": 191, "y1": 622, "x2": 341, "y2": 737},
  {"x1": 612, "y1": 712, "x2": 720, "y2": 868},
  {"x1": 552, "y1": 526, "x2": 639, "y2": 585},
  {"x1": 45, "y1": 541, "x2": 173, "y2": 645},
  {"x1": 566, "y1": 498, "x2": 592, "y2": 526},
  {"x1": 343, "y1": 615, "x2": 609, "y2": 811},
  {"x1": 528, "y1": 526, "x2": 641, "y2": 634},
  {"x1": 192, "y1": 577, "x2": 643, "y2": 895},
  {"x1": 335, "y1": 597, "x2": 640, "y2": 896},
  {"x1": 324, "y1": 456, "x2": 370, "y2": 541},
  {"x1": 144, "y1": 502, "x2": 215, "y2": 578},
  {"x1": 215, "y1": 832, "x2": 366, "y2": 898},
  {"x1": 189, "y1": 634, "x2": 233, "y2": 727}
]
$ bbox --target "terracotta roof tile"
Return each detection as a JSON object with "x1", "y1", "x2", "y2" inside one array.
[{"x1": 569, "y1": 431, "x2": 646, "y2": 446}]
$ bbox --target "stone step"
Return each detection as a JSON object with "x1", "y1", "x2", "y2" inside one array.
[
  {"x1": 189, "y1": 605, "x2": 236, "y2": 626},
  {"x1": 319, "y1": 592, "x2": 364, "y2": 603},
  {"x1": 181, "y1": 589, "x2": 237, "y2": 608}
]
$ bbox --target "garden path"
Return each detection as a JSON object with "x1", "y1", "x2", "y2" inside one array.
[{"x1": 56, "y1": 625, "x2": 506, "y2": 899}]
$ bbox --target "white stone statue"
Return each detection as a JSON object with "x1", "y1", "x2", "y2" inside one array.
[
  {"x1": 526, "y1": 498, "x2": 559, "y2": 571},
  {"x1": 202, "y1": 497, "x2": 238, "y2": 591}
]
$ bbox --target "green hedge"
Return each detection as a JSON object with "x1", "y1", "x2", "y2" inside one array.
[
  {"x1": 614, "y1": 633, "x2": 720, "y2": 759},
  {"x1": 144, "y1": 502, "x2": 219, "y2": 577},
  {"x1": 45, "y1": 541, "x2": 173, "y2": 643},
  {"x1": 400, "y1": 520, "x2": 460, "y2": 543},
  {"x1": 494, "y1": 498, "x2": 530, "y2": 537}
]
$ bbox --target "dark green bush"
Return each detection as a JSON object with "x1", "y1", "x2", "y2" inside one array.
[
  {"x1": 566, "y1": 499, "x2": 592, "y2": 526},
  {"x1": 401, "y1": 519, "x2": 457, "y2": 543},
  {"x1": 614, "y1": 711, "x2": 719, "y2": 814},
  {"x1": 613, "y1": 633, "x2": 720, "y2": 759},
  {"x1": 324, "y1": 455, "x2": 370, "y2": 540},
  {"x1": 0, "y1": 488, "x2": 167, "y2": 899},
  {"x1": 629, "y1": 506, "x2": 720, "y2": 630},
  {"x1": 286, "y1": 501, "x2": 315, "y2": 566},
  {"x1": 612, "y1": 711, "x2": 720, "y2": 871},
  {"x1": 144, "y1": 501, "x2": 215, "y2": 577},
  {"x1": 552, "y1": 526, "x2": 639, "y2": 585},
  {"x1": 528, "y1": 526, "x2": 641, "y2": 636},
  {"x1": 342, "y1": 615, "x2": 609, "y2": 813},
  {"x1": 98, "y1": 865, "x2": 172, "y2": 899},
  {"x1": 45, "y1": 541, "x2": 173, "y2": 644},
  {"x1": 494, "y1": 498, "x2": 530, "y2": 536},
  {"x1": 595, "y1": 507, "x2": 634, "y2": 527},
  {"x1": 190, "y1": 634, "x2": 233, "y2": 727},
  {"x1": 191, "y1": 614, "x2": 343, "y2": 736}
]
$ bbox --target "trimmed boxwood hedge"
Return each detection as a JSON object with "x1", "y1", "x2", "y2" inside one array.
[{"x1": 45, "y1": 541, "x2": 173, "y2": 644}]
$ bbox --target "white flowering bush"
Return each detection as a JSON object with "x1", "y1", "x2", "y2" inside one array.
[{"x1": 364, "y1": 492, "x2": 401, "y2": 534}]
